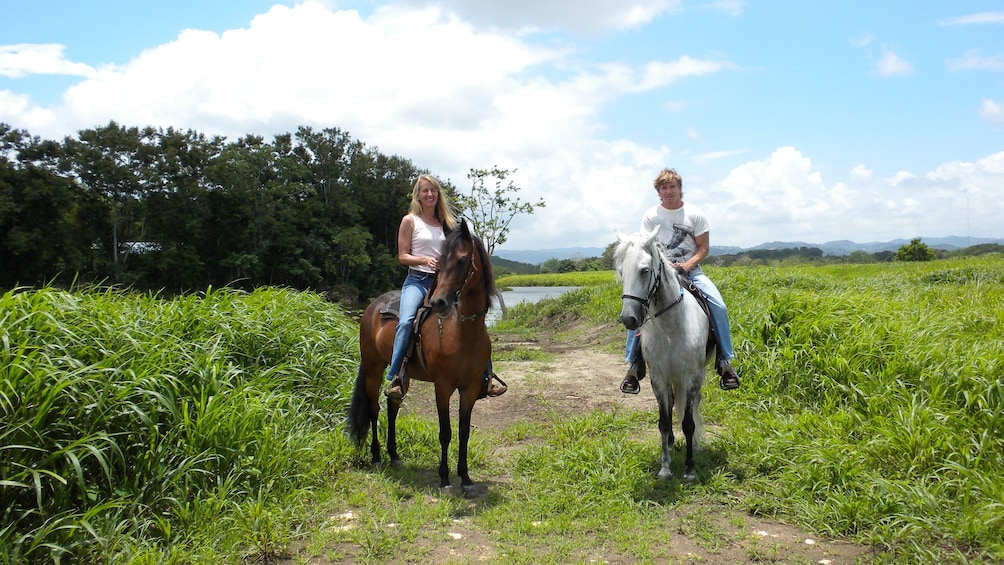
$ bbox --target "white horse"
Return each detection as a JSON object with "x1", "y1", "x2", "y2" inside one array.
[{"x1": 615, "y1": 227, "x2": 711, "y2": 482}]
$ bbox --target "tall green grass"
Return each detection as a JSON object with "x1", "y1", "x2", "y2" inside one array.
[
  {"x1": 4, "y1": 257, "x2": 1002, "y2": 563},
  {"x1": 715, "y1": 258, "x2": 1004, "y2": 561},
  {"x1": 0, "y1": 286, "x2": 359, "y2": 564},
  {"x1": 496, "y1": 271, "x2": 613, "y2": 289},
  {"x1": 497, "y1": 256, "x2": 1004, "y2": 562}
]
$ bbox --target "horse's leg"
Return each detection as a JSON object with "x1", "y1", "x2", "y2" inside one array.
[
  {"x1": 681, "y1": 385, "x2": 701, "y2": 483},
  {"x1": 386, "y1": 398, "x2": 403, "y2": 467},
  {"x1": 368, "y1": 402, "x2": 381, "y2": 466},
  {"x1": 657, "y1": 391, "x2": 676, "y2": 480},
  {"x1": 435, "y1": 387, "x2": 453, "y2": 491},
  {"x1": 457, "y1": 394, "x2": 478, "y2": 498}
]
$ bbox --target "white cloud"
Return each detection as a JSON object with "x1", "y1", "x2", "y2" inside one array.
[
  {"x1": 946, "y1": 49, "x2": 1004, "y2": 71},
  {"x1": 0, "y1": 44, "x2": 97, "y2": 78},
  {"x1": 891, "y1": 170, "x2": 916, "y2": 185},
  {"x1": 711, "y1": 0, "x2": 745, "y2": 18},
  {"x1": 979, "y1": 98, "x2": 1003, "y2": 125},
  {"x1": 851, "y1": 164, "x2": 872, "y2": 178},
  {"x1": 939, "y1": 12, "x2": 1004, "y2": 26},
  {"x1": 698, "y1": 148, "x2": 1004, "y2": 246},
  {"x1": 0, "y1": 90, "x2": 58, "y2": 130},
  {"x1": 875, "y1": 48, "x2": 912, "y2": 77},
  {"x1": 389, "y1": 0, "x2": 683, "y2": 35},
  {"x1": 48, "y1": 3, "x2": 562, "y2": 144},
  {"x1": 662, "y1": 99, "x2": 686, "y2": 112},
  {"x1": 639, "y1": 56, "x2": 734, "y2": 90},
  {"x1": 849, "y1": 33, "x2": 873, "y2": 48},
  {"x1": 692, "y1": 148, "x2": 747, "y2": 165},
  {"x1": 705, "y1": 147, "x2": 841, "y2": 244}
]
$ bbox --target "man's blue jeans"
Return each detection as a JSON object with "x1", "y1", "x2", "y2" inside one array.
[{"x1": 625, "y1": 271, "x2": 735, "y2": 364}]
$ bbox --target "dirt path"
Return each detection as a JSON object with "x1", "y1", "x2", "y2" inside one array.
[{"x1": 381, "y1": 330, "x2": 871, "y2": 565}]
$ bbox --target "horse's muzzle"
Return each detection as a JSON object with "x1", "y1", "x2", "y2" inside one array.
[
  {"x1": 429, "y1": 295, "x2": 454, "y2": 317},
  {"x1": 619, "y1": 304, "x2": 641, "y2": 331}
]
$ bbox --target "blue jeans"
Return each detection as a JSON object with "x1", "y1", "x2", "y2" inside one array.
[
  {"x1": 387, "y1": 270, "x2": 434, "y2": 381},
  {"x1": 625, "y1": 270, "x2": 735, "y2": 364},
  {"x1": 386, "y1": 270, "x2": 495, "y2": 382}
]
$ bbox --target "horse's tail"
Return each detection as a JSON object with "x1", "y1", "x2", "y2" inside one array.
[{"x1": 346, "y1": 364, "x2": 371, "y2": 445}]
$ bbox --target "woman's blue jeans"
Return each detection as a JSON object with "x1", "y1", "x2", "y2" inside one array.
[
  {"x1": 387, "y1": 270, "x2": 434, "y2": 381},
  {"x1": 625, "y1": 271, "x2": 735, "y2": 364},
  {"x1": 386, "y1": 270, "x2": 495, "y2": 382}
]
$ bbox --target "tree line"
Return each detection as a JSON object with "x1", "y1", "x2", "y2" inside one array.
[
  {"x1": 706, "y1": 238, "x2": 1004, "y2": 267},
  {"x1": 1, "y1": 121, "x2": 535, "y2": 302},
  {"x1": 497, "y1": 239, "x2": 1004, "y2": 276}
]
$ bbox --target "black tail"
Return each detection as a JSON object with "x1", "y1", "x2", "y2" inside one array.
[{"x1": 346, "y1": 365, "x2": 371, "y2": 445}]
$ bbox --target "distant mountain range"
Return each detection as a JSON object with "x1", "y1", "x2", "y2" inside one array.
[{"x1": 494, "y1": 236, "x2": 1004, "y2": 265}]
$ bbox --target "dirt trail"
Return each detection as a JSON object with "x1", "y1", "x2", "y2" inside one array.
[{"x1": 355, "y1": 329, "x2": 872, "y2": 565}]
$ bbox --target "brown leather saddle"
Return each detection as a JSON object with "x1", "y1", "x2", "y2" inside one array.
[
  {"x1": 378, "y1": 290, "x2": 436, "y2": 372},
  {"x1": 675, "y1": 273, "x2": 720, "y2": 361}
]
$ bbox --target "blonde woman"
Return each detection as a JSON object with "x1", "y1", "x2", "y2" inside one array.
[{"x1": 385, "y1": 174, "x2": 507, "y2": 401}]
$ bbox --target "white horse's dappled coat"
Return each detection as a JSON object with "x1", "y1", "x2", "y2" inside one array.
[{"x1": 615, "y1": 227, "x2": 712, "y2": 481}]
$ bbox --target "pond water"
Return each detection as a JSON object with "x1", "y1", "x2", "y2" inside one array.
[{"x1": 486, "y1": 286, "x2": 580, "y2": 327}]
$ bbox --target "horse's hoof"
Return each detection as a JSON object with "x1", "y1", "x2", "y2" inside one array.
[
  {"x1": 657, "y1": 469, "x2": 673, "y2": 480},
  {"x1": 683, "y1": 470, "x2": 696, "y2": 483},
  {"x1": 462, "y1": 484, "x2": 478, "y2": 499},
  {"x1": 440, "y1": 484, "x2": 454, "y2": 496},
  {"x1": 390, "y1": 459, "x2": 404, "y2": 469}
]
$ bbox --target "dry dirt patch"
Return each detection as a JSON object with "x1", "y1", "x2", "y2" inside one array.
[{"x1": 292, "y1": 329, "x2": 871, "y2": 564}]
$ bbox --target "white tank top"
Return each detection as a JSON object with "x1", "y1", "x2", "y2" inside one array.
[{"x1": 410, "y1": 215, "x2": 445, "y2": 274}]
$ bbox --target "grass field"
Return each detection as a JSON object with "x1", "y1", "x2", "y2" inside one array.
[{"x1": 2, "y1": 256, "x2": 1002, "y2": 563}]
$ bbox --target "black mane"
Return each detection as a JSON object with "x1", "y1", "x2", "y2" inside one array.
[{"x1": 442, "y1": 220, "x2": 500, "y2": 308}]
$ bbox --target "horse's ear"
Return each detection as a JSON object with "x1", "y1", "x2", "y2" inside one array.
[
  {"x1": 643, "y1": 225, "x2": 660, "y2": 246},
  {"x1": 460, "y1": 219, "x2": 471, "y2": 237},
  {"x1": 615, "y1": 229, "x2": 627, "y2": 243}
]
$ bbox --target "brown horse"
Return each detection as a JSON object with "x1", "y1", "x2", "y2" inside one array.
[{"x1": 347, "y1": 220, "x2": 500, "y2": 497}]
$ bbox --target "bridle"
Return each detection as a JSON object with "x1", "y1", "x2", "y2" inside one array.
[
  {"x1": 621, "y1": 246, "x2": 684, "y2": 325},
  {"x1": 437, "y1": 244, "x2": 484, "y2": 325}
]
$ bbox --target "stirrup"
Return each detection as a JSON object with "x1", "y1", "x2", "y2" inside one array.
[
  {"x1": 384, "y1": 375, "x2": 406, "y2": 402},
  {"x1": 620, "y1": 370, "x2": 640, "y2": 394},
  {"x1": 479, "y1": 373, "x2": 508, "y2": 399},
  {"x1": 716, "y1": 361, "x2": 740, "y2": 391}
]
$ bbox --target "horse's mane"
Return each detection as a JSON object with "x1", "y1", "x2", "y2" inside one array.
[
  {"x1": 442, "y1": 221, "x2": 501, "y2": 309},
  {"x1": 613, "y1": 231, "x2": 665, "y2": 281}
]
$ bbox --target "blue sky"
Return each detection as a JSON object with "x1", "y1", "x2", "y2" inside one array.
[{"x1": 2, "y1": 0, "x2": 1002, "y2": 251}]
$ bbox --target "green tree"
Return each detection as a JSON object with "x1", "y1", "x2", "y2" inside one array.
[
  {"x1": 896, "y1": 238, "x2": 936, "y2": 262},
  {"x1": 137, "y1": 127, "x2": 224, "y2": 290},
  {"x1": 601, "y1": 241, "x2": 618, "y2": 270},
  {"x1": 846, "y1": 250, "x2": 875, "y2": 264},
  {"x1": 63, "y1": 122, "x2": 159, "y2": 276},
  {"x1": 0, "y1": 125, "x2": 81, "y2": 287},
  {"x1": 455, "y1": 166, "x2": 545, "y2": 256}
]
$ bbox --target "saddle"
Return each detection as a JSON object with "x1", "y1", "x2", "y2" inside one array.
[
  {"x1": 378, "y1": 292, "x2": 435, "y2": 373},
  {"x1": 675, "y1": 273, "x2": 720, "y2": 361}
]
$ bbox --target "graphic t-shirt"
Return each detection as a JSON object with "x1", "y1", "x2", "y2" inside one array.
[{"x1": 640, "y1": 203, "x2": 710, "y2": 271}]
